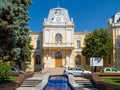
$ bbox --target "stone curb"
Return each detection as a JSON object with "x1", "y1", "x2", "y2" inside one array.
[
  {"x1": 68, "y1": 75, "x2": 82, "y2": 90},
  {"x1": 36, "y1": 75, "x2": 49, "y2": 90}
]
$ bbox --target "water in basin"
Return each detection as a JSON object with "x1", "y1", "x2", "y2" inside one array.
[{"x1": 43, "y1": 75, "x2": 72, "y2": 90}]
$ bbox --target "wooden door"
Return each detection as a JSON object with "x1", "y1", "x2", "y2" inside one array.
[
  {"x1": 55, "y1": 59, "x2": 62, "y2": 67},
  {"x1": 55, "y1": 51, "x2": 62, "y2": 67}
]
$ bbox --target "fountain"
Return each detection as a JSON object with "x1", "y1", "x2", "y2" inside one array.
[{"x1": 43, "y1": 75, "x2": 73, "y2": 90}]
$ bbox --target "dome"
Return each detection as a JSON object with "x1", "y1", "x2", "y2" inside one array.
[
  {"x1": 45, "y1": 7, "x2": 73, "y2": 24},
  {"x1": 108, "y1": 11, "x2": 120, "y2": 25}
]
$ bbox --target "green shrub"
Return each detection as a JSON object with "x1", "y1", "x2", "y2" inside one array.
[
  {"x1": 0, "y1": 62, "x2": 11, "y2": 80},
  {"x1": 84, "y1": 65, "x2": 91, "y2": 71}
]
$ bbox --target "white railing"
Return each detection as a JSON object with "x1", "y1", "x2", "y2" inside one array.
[
  {"x1": 74, "y1": 48, "x2": 82, "y2": 52},
  {"x1": 43, "y1": 43, "x2": 74, "y2": 48}
]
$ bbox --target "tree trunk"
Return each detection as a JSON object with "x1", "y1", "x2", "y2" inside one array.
[
  {"x1": 94, "y1": 66, "x2": 97, "y2": 72},
  {"x1": 16, "y1": 61, "x2": 22, "y2": 70}
]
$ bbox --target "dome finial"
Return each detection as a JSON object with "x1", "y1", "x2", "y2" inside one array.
[{"x1": 57, "y1": 0, "x2": 60, "y2": 8}]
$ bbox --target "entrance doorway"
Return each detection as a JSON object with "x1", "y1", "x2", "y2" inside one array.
[{"x1": 55, "y1": 51, "x2": 62, "y2": 67}]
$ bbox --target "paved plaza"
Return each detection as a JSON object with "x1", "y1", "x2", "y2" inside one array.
[{"x1": 16, "y1": 68, "x2": 100, "y2": 90}]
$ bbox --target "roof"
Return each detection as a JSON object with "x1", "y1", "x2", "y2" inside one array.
[{"x1": 43, "y1": 7, "x2": 74, "y2": 25}]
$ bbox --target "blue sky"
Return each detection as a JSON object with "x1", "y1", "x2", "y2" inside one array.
[{"x1": 28, "y1": 0, "x2": 120, "y2": 32}]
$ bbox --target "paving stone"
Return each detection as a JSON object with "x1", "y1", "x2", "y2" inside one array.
[{"x1": 16, "y1": 68, "x2": 101, "y2": 90}]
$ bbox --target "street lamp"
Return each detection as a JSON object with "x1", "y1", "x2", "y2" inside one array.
[{"x1": 91, "y1": 48, "x2": 95, "y2": 73}]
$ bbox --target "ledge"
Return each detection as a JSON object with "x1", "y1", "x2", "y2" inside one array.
[
  {"x1": 36, "y1": 75, "x2": 49, "y2": 90},
  {"x1": 68, "y1": 75, "x2": 81, "y2": 90}
]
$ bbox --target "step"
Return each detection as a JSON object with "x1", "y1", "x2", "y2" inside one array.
[
  {"x1": 20, "y1": 80, "x2": 42, "y2": 87},
  {"x1": 21, "y1": 83, "x2": 40, "y2": 87},
  {"x1": 79, "y1": 84, "x2": 97, "y2": 88},
  {"x1": 83, "y1": 87, "x2": 100, "y2": 90},
  {"x1": 75, "y1": 80, "x2": 97, "y2": 88},
  {"x1": 20, "y1": 85, "x2": 37, "y2": 87},
  {"x1": 23, "y1": 79, "x2": 42, "y2": 82},
  {"x1": 21, "y1": 82, "x2": 40, "y2": 85},
  {"x1": 75, "y1": 80, "x2": 93, "y2": 83},
  {"x1": 22, "y1": 80, "x2": 41, "y2": 83}
]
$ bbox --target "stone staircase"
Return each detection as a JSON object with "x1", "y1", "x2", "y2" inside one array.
[
  {"x1": 74, "y1": 77, "x2": 100, "y2": 90},
  {"x1": 16, "y1": 73, "x2": 43, "y2": 90},
  {"x1": 20, "y1": 79, "x2": 42, "y2": 87}
]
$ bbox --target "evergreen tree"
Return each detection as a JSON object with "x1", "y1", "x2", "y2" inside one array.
[{"x1": 0, "y1": 0, "x2": 32, "y2": 66}]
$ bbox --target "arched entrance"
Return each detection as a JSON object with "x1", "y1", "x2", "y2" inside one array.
[
  {"x1": 55, "y1": 51, "x2": 62, "y2": 67},
  {"x1": 35, "y1": 55, "x2": 41, "y2": 65},
  {"x1": 34, "y1": 55, "x2": 42, "y2": 71}
]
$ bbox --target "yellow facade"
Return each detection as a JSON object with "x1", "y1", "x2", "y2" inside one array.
[
  {"x1": 26, "y1": 7, "x2": 89, "y2": 72},
  {"x1": 27, "y1": 8, "x2": 120, "y2": 72},
  {"x1": 107, "y1": 12, "x2": 120, "y2": 66},
  {"x1": 28, "y1": 32, "x2": 87, "y2": 72},
  {"x1": 107, "y1": 24, "x2": 120, "y2": 66}
]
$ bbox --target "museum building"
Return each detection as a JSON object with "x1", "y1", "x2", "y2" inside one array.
[{"x1": 26, "y1": 7, "x2": 120, "y2": 72}]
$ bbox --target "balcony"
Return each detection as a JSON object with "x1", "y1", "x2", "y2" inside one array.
[
  {"x1": 43, "y1": 43, "x2": 74, "y2": 49},
  {"x1": 74, "y1": 48, "x2": 82, "y2": 52}
]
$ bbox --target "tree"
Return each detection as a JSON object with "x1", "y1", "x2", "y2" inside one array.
[
  {"x1": 82, "y1": 28, "x2": 113, "y2": 70},
  {"x1": 0, "y1": 0, "x2": 32, "y2": 68}
]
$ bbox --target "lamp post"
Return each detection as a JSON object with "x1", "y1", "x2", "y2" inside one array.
[{"x1": 91, "y1": 48, "x2": 95, "y2": 73}]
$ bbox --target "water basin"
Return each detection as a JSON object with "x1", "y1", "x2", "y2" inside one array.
[{"x1": 43, "y1": 75, "x2": 73, "y2": 90}]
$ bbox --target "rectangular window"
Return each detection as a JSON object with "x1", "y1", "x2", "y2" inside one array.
[
  {"x1": 118, "y1": 36, "x2": 120, "y2": 47},
  {"x1": 77, "y1": 40, "x2": 81, "y2": 49}
]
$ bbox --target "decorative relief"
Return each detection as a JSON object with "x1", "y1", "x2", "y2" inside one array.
[{"x1": 51, "y1": 9, "x2": 65, "y2": 23}]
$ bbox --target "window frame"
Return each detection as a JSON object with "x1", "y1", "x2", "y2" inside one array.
[
  {"x1": 76, "y1": 40, "x2": 81, "y2": 49},
  {"x1": 55, "y1": 33, "x2": 62, "y2": 44}
]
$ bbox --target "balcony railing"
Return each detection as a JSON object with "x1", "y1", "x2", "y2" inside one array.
[
  {"x1": 43, "y1": 43, "x2": 74, "y2": 48},
  {"x1": 74, "y1": 48, "x2": 82, "y2": 52}
]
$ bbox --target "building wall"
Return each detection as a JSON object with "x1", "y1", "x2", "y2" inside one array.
[
  {"x1": 26, "y1": 9, "x2": 120, "y2": 72},
  {"x1": 107, "y1": 12, "x2": 120, "y2": 66},
  {"x1": 29, "y1": 31, "x2": 87, "y2": 71},
  {"x1": 107, "y1": 24, "x2": 120, "y2": 66}
]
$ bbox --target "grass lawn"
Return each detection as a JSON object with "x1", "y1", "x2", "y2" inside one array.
[
  {"x1": 100, "y1": 77, "x2": 120, "y2": 86},
  {"x1": 0, "y1": 76, "x2": 17, "y2": 85}
]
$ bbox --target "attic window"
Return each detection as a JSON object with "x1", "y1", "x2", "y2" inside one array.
[{"x1": 55, "y1": 9, "x2": 61, "y2": 14}]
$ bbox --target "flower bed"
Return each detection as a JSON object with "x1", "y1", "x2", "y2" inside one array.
[
  {"x1": 0, "y1": 73, "x2": 34, "y2": 90},
  {"x1": 85, "y1": 73, "x2": 120, "y2": 90}
]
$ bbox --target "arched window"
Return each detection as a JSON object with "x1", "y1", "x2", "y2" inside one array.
[
  {"x1": 55, "y1": 51, "x2": 62, "y2": 58},
  {"x1": 35, "y1": 55, "x2": 41, "y2": 65},
  {"x1": 76, "y1": 55, "x2": 81, "y2": 65},
  {"x1": 55, "y1": 33, "x2": 62, "y2": 44},
  {"x1": 37, "y1": 39, "x2": 40, "y2": 49}
]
